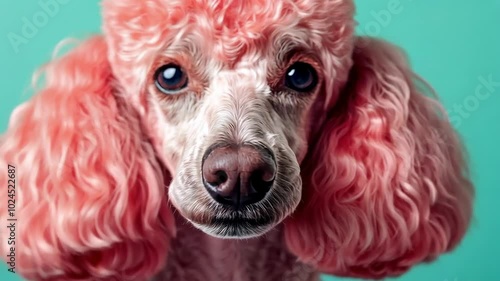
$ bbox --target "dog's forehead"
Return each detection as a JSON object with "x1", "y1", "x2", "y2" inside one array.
[
  {"x1": 164, "y1": 0, "x2": 352, "y2": 62},
  {"x1": 173, "y1": 1, "x2": 308, "y2": 64},
  {"x1": 103, "y1": 0, "x2": 354, "y2": 89}
]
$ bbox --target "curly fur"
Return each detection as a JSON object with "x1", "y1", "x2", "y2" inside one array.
[
  {"x1": 284, "y1": 37, "x2": 474, "y2": 278},
  {"x1": 0, "y1": 37, "x2": 175, "y2": 280},
  {"x1": 1, "y1": 0, "x2": 473, "y2": 280}
]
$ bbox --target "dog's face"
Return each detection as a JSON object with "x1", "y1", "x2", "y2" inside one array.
[
  {"x1": 158, "y1": 51, "x2": 309, "y2": 237},
  {"x1": 104, "y1": 0, "x2": 355, "y2": 238}
]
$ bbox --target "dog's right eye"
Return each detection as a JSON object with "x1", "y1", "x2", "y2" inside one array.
[
  {"x1": 154, "y1": 64, "x2": 188, "y2": 94},
  {"x1": 284, "y1": 62, "x2": 318, "y2": 93}
]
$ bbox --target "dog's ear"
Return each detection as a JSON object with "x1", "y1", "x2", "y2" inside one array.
[
  {"x1": 284, "y1": 37, "x2": 474, "y2": 279},
  {"x1": 0, "y1": 36, "x2": 175, "y2": 281}
]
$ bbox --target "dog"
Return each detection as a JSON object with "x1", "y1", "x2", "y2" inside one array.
[{"x1": 0, "y1": 0, "x2": 474, "y2": 280}]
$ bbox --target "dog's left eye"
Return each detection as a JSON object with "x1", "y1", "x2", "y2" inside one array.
[
  {"x1": 284, "y1": 62, "x2": 318, "y2": 92},
  {"x1": 154, "y1": 64, "x2": 188, "y2": 94}
]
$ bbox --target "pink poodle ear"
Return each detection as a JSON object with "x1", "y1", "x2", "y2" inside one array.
[
  {"x1": 0, "y1": 36, "x2": 175, "y2": 281},
  {"x1": 284, "y1": 37, "x2": 474, "y2": 279}
]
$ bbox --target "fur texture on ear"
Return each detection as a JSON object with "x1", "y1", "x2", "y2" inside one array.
[
  {"x1": 284, "y1": 37, "x2": 474, "y2": 279},
  {"x1": 0, "y1": 36, "x2": 175, "y2": 281}
]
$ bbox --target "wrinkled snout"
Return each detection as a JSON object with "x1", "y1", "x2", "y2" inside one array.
[{"x1": 202, "y1": 145, "x2": 276, "y2": 208}]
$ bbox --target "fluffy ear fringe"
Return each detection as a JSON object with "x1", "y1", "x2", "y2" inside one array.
[
  {"x1": 0, "y1": 36, "x2": 175, "y2": 281},
  {"x1": 285, "y1": 37, "x2": 474, "y2": 279}
]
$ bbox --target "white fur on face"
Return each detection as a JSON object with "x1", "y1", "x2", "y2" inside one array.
[{"x1": 147, "y1": 41, "x2": 318, "y2": 237}]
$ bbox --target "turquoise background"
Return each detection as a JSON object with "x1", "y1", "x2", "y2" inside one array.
[{"x1": 1, "y1": 1, "x2": 499, "y2": 280}]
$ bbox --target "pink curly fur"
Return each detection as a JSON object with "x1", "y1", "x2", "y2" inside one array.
[
  {"x1": 284, "y1": 37, "x2": 473, "y2": 278},
  {"x1": 0, "y1": 37, "x2": 175, "y2": 280},
  {"x1": 0, "y1": 1, "x2": 473, "y2": 280}
]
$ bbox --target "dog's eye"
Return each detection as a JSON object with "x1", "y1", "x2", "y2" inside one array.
[
  {"x1": 284, "y1": 62, "x2": 318, "y2": 92},
  {"x1": 154, "y1": 64, "x2": 188, "y2": 94}
]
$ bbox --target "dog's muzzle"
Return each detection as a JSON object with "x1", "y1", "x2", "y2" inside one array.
[{"x1": 202, "y1": 144, "x2": 276, "y2": 209}]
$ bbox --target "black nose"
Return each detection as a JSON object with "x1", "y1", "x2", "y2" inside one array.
[{"x1": 202, "y1": 145, "x2": 276, "y2": 208}]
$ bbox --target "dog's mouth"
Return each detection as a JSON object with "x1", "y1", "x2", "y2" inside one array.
[
  {"x1": 189, "y1": 209, "x2": 276, "y2": 238},
  {"x1": 211, "y1": 213, "x2": 274, "y2": 227}
]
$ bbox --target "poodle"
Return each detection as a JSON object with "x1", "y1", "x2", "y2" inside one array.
[{"x1": 0, "y1": 0, "x2": 474, "y2": 280}]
